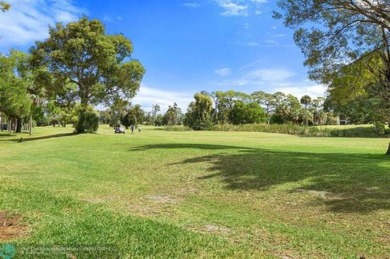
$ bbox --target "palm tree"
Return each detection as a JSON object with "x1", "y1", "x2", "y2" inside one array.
[{"x1": 300, "y1": 95, "x2": 312, "y2": 126}]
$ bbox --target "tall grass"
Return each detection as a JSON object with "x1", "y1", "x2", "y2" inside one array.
[{"x1": 210, "y1": 123, "x2": 390, "y2": 137}]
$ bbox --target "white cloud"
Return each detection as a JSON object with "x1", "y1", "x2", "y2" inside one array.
[
  {"x1": 132, "y1": 85, "x2": 194, "y2": 113},
  {"x1": 184, "y1": 2, "x2": 201, "y2": 8},
  {"x1": 215, "y1": 67, "x2": 232, "y2": 76},
  {"x1": 238, "y1": 36, "x2": 292, "y2": 48},
  {"x1": 262, "y1": 39, "x2": 279, "y2": 46},
  {"x1": 213, "y1": 0, "x2": 267, "y2": 16},
  {"x1": 275, "y1": 83, "x2": 327, "y2": 99},
  {"x1": 246, "y1": 68, "x2": 295, "y2": 82},
  {"x1": 0, "y1": 0, "x2": 84, "y2": 52},
  {"x1": 219, "y1": 67, "x2": 295, "y2": 87},
  {"x1": 239, "y1": 41, "x2": 261, "y2": 47},
  {"x1": 271, "y1": 33, "x2": 287, "y2": 38},
  {"x1": 103, "y1": 15, "x2": 123, "y2": 23},
  {"x1": 103, "y1": 15, "x2": 113, "y2": 22},
  {"x1": 220, "y1": 2, "x2": 248, "y2": 16},
  {"x1": 214, "y1": 61, "x2": 327, "y2": 98}
]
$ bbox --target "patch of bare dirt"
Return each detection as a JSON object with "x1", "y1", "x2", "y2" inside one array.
[
  {"x1": 146, "y1": 194, "x2": 179, "y2": 204},
  {"x1": 83, "y1": 195, "x2": 121, "y2": 204},
  {"x1": 295, "y1": 189, "x2": 343, "y2": 200},
  {"x1": 127, "y1": 194, "x2": 184, "y2": 218},
  {"x1": 188, "y1": 223, "x2": 231, "y2": 236},
  {"x1": 0, "y1": 211, "x2": 28, "y2": 241}
]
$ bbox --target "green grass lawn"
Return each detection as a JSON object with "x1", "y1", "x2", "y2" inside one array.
[{"x1": 0, "y1": 125, "x2": 389, "y2": 258}]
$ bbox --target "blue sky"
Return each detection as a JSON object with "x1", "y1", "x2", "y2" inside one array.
[{"x1": 0, "y1": 0, "x2": 326, "y2": 112}]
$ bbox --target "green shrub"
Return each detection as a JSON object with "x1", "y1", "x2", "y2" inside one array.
[
  {"x1": 75, "y1": 112, "x2": 99, "y2": 133},
  {"x1": 374, "y1": 121, "x2": 386, "y2": 135}
]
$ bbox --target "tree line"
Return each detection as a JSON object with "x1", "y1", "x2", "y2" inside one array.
[
  {"x1": 183, "y1": 91, "x2": 331, "y2": 130},
  {"x1": 98, "y1": 87, "x2": 386, "y2": 132}
]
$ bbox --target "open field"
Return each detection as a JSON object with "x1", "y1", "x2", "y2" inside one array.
[{"x1": 1, "y1": 125, "x2": 389, "y2": 258}]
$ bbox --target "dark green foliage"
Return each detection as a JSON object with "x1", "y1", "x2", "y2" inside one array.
[
  {"x1": 0, "y1": 51, "x2": 31, "y2": 120},
  {"x1": 107, "y1": 98, "x2": 129, "y2": 127},
  {"x1": 209, "y1": 90, "x2": 250, "y2": 124},
  {"x1": 186, "y1": 118, "x2": 213, "y2": 131},
  {"x1": 75, "y1": 112, "x2": 99, "y2": 133},
  {"x1": 163, "y1": 103, "x2": 182, "y2": 126},
  {"x1": 184, "y1": 93, "x2": 213, "y2": 130},
  {"x1": 374, "y1": 121, "x2": 386, "y2": 135},
  {"x1": 300, "y1": 95, "x2": 312, "y2": 126},
  {"x1": 251, "y1": 91, "x2": 276, "y2": 124},
  {"x1": 228, "y1": 101, "x2": 266, "y2": 125},
  {"x1": 154, "y1": 114, "x2": 164, "y2": 126},
  {"x1": 270, "y1": 113, "x2": 285, "y2": 124},
  {"x1": 0, "y1": 51, "x2": 33, "y2": 133},
  {"x1": 121, "y1": 104, "x2": 144, "y2": 128},
  {"x1": 121, "y1": 112, "x2": 136, "y2": 128}
]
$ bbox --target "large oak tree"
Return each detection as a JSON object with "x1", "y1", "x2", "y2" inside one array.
[{"x1": 30, "y1": 17, "x2": 145, "y2": 133}]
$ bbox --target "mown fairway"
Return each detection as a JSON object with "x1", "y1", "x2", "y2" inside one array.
[{"x1": 0, "y1": 126, "x2": 389, "y2": 258}]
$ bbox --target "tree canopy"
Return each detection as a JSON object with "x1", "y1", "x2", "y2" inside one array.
[
  {"x1": 184, "y1": 93, "x2": 213, "y2": 130},
  {"x1": 0, "y1": 50, "x2": 32, "y2": 131},
  {"x1": 274, "y1": 0, "x2": 390, "y2": 94},
  {"x1": 229, "y1": 101, "x2": 266, "y2": 125},
  {"x1": 0, "y1": 1, "x2": 10, "y2": 12},
  {"x1": 30, "y1": 17, "x2": 145, "y2": 133}
]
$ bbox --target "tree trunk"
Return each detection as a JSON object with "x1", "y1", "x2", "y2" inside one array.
[
  {"x1": 29, "y1": 115, "x2": 32, "y2": 135},
  {"x1": 15, "y1": 117, "x2": 22, "y2": 133},
  {"x1": 386, "y1": 142, "x2": 390, "y2": 155}
]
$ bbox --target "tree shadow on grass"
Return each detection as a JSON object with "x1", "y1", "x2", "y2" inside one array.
[
  {"x1": 196, "y1": 150, "x2": 390, "y2": 213},
  {"x1": 132, "y1": 143, "x2": 390, "y2": 213},
  {"x1": 0, "y1": 133, "x2": 77, "y2": 142},
  {"x1": 130, "y1": 143, "x2": 250, "y2": 151}
]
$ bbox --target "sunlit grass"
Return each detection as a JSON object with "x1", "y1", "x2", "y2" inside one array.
[{"x1": 1, "y1": 125, "x2": 389, "y2": 258}]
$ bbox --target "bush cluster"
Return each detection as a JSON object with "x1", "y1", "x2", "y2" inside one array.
[{"x1": 75, "y1": 112, "x2": 99, "y2": 133}]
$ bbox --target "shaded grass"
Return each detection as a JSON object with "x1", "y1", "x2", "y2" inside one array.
[
  {"x1": 0, "y1": 186, "x2": 243, "y2": 258},
  {"x1": 178, "y1": 148, "x2": 390, "y2": 213},
  {"x1": 1, "y1": 125, "x2": 390, "y2": 258}
]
